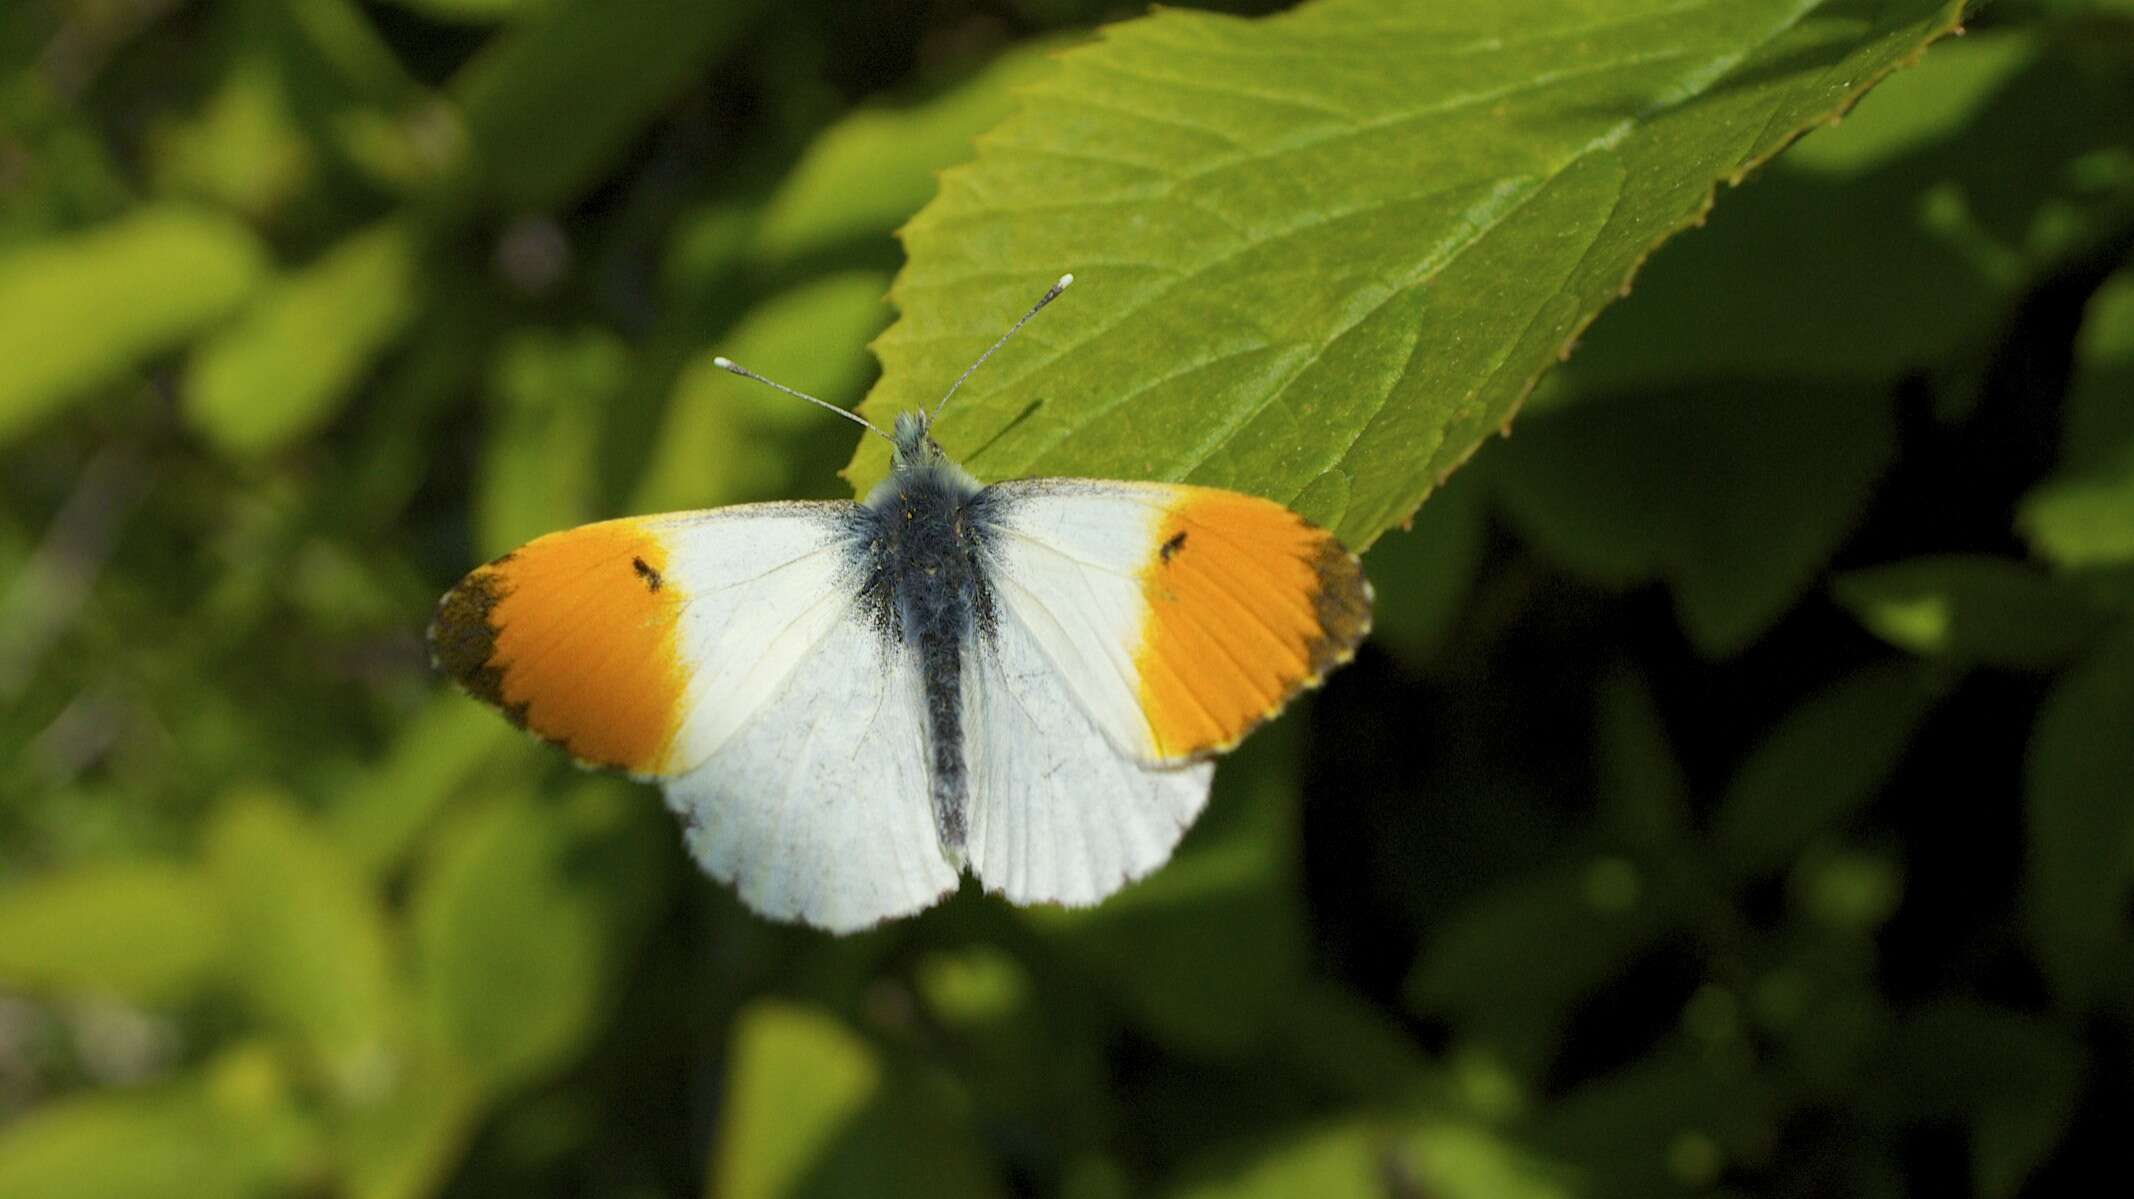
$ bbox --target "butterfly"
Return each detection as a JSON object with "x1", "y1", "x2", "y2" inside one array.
[{"x1": 428, "y1": 276, "x2": 1371, "y2": 932}]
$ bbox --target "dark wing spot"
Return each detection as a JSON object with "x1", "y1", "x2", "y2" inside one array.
[
  {"x1": 1160, "y1": 530, "x2": 1188, "y2": 563},
  {"x1": 631, "y1": 556, "x2": 663, "y2": 591}
]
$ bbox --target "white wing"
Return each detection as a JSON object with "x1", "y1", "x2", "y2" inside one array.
[
  {"x1": 648, "y1": 506, "x2": 867, "y2": 779},
  {"x1": 963, "y1": 599, "x2": 1214, "y2": 906},
  {"x1": 662, "y1": 607, "x2": 957, "y2": 933},
  {"x1": 972, "y1": 481, "x2": 1171, "y2": 767}
]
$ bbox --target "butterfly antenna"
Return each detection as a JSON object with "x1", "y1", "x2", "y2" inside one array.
[
  {"x1": 711, "y1": 356, "x2": 892, "y2": 442},
  {"x1": 931, "y1": 273, "x2": 1073, "y2": 423}
]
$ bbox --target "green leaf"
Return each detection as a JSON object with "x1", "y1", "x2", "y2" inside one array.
[
  {"x1": 2021, "y1": 271, "x2": 2134, "y2": 567},
  {"x1": 450, "y1": 0, "x2": 759, "y2": 210},
  {"x1": 184, "y1": 218, "x2": 424, "y2": 457},
  {"x1": 1833, "y1": 554, "x2": 2112, "y2": 668},
  {"x1": 1392, "y1": 1123, "x2": 1574, "y2": 1199},
  {"x1": 1354, "y1": 462, "x2": 1487, "y2": 667},
  {"x1": 1593, "y1": 669, "x2": 1692, "y2": 851},
  {"x1": 1027, "y1": 721, "x2": 1308, "y2": 1056},
  {"x1": 0, "y1": 207, "x2": 267, "y2": 447},
  {"x1": 1792, "y1": 846, "x2": 1905, "y2": 933},
  {"x1": 2025, "y1": 621, "x2": 2134, "y2": 1009},
  {"x1": 336, "y1": 1042, "x2": 484, "y2": 1199},
  {"x1": 377, "y1": 0, "x2": 529, "y2": 23},
  {"x1": 1264, "y1": 983, "x2": 1439, "y2": 1105},
  {"x1": 1877, "y1": 1001, "x2": 2081, "y2": 1199},
  {"x1": 473, "y1": 326, "x2": 628, "y2": 556},
  {"x1": 206, "y1": 792, "x2": 398, "y2": 1085},
  {"x1": 1532, "y1": 1044, "x2": 1776, "y2": 1197},
  {"x1": 636, "y1": 271, "x2": 892, "y2": 513},
  {"x1": 0, "y1": 861, "x2": 225, "y2": 1004},
  {"x1": 259, "y1": 0, "x2": 438, "y2": 189},
  {"x1": 1493, "y1": 380, "x2": 1894, "y2": 656},
  {"x1": 328, "y1": 692, "x2": 517, "y2": 875},
  {"x1": 1406, "y1": 857, "x2": 1669, "y2": 1078},
  {"x1": 412, "y1": 782, "x2": 670, "y2": 1094},
  {"x1": 853, "y1": 0, "x2": 1965, "y2": 546},
  {"x1": 1711, "y1": 661, "x2": 1944, "y2": 878},
  {"x1": 2047, "y1": 271, "x2": 2134, "y2": 477},
  {"x1": 1170, "y1": 1120, "x2": 1571, "y2": 1199},
  {"x1": 0, "y1": 1060, "x2": 317, "y2": 1199},
  {"x1": 149, "y1": 47, "x2": 317, "y2": 219},
  {"x1": 2021, "y1": 470, "x2": 2134, "y2": 572},
  {"x1": 755, "y1": 41, "x2": 1070, "y2": 263},
  {"x1": 1544, "y1": 27, "x2": 2133, "y2": 393},
  {"x1": 713, "y1": 1003, "x2": 882, "y2": 1199},
  {"x1": 712, "y1": 1001, "x2": 1003, "y2": 1199}
]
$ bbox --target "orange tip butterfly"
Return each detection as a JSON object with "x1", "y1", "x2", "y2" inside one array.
[{"x1": 428, "y1": 276, "x2": 1371, "y2": 932}]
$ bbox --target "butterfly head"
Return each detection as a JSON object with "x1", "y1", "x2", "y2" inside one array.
[{"x1": 891, "y1": 410, "x2": 945, "y2": 473}]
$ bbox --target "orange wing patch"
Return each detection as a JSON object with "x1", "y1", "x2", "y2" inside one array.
[
  {"x1": 429, "y1": 519, "x2": 687, "y2": 775},
  {"x1": 1133, "y1": 489, "x2": 1371, "y2": 760}
]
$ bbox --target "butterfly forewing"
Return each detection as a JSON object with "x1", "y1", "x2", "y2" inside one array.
[
  {"x1": 429, "y1": 503, "x2": 857, "y2": 778},
  {"x1": 977, "y1": 480, "x2": 1372, "y2": 766}
]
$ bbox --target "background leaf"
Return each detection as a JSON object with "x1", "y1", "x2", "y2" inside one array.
[
  {"x1": 754, "y1": 42, "x2": 1071, "y2": 265},
  {"x1": 1878, "y1": 1001, "x2": 2082, "y2": 1199},
  {"x1": 2020, "y1": 270, "x2": 2134, "y2": 568},
  {"x1": 471, "y1": 326, "x2": 624, "y2": 555},
  {"x1": 1712, "y1": 662, "x2": 1945, "y2": 878},
  {"x1": 0, "y1": 861, "x2": 224, "y2": 1004},
  {"x1": 1545, "y1": 26, "x2": 2134, "y2": 392},
  {"x1": 1833, "y1": 554, "x2": 2111, "y2": 667},
  {"x1": 449, "y1": 0, "x2": 760, "y2": 210},
  {"x1": 411, "y1": 782, "x2": 670, "y2": 1095},
  {"x1": 712, "y1": 1001, "x2": 1001, "y2": 1199},
  {"x1": 1170, "y1": 1120, "x2": 1571, "y2": 1199},
  {"x1": 1493, "y1": 380, "x2": 1894, "y2": 655},
  {"x1": 206, "y1": 792, "x2": 398, "y2": 1087},
  {"x1": 2025, "y1": 622, "x2": 2134, "y2": 1010},
  {"x1": 0, "y1": 1066, "x2": 317, "y2": 1199},
  {"x1": 0, "y1": 207, "x2": 266, "y2": 446},
  {"x1": 183, "y1": 219, "x2": 424, "y2": 457},
  {"x1": 636, "y1": 272, "x2": 892, "y2": 513}
]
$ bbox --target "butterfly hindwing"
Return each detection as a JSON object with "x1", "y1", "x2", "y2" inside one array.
[
  {"x1": 663, "y1": 606, "x2": 958, "y2": 932},
  {"x1": 964, "y1": 595, "x2": 1215, "y2": 906}
]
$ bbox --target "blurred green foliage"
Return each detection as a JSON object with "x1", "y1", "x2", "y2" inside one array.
[{"x1": 3, "y1": 1, "x2": 2133, "y2": 1197}]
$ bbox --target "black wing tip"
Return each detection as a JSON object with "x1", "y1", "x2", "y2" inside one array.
[
  {"x1": 427, "y1": 567, "x2": 512, "y2": 709},
  {"x1": 1305, "y1": 537, "x2": 1373, "y2": 675}
]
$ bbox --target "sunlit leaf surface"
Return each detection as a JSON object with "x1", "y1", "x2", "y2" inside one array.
[{"x1": 857, "y1": 0, "x2": 1964, "y2": 547}]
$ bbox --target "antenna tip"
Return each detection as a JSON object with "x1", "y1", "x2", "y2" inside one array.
[
  {"x1": 713, "y1": 356, "x2": 738, "y2": 371},
  {"x1": 1056, "y1": 273, "x2": 1074, "y2": 289}
]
